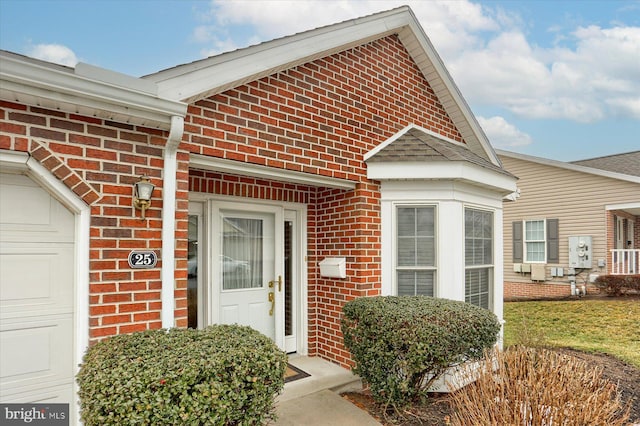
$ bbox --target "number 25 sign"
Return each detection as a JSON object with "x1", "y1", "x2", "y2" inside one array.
[{"x1": 128, "y1": 250, "x2": 158, "y2": 269}]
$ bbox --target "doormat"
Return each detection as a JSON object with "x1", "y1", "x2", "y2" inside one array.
[{"x1": 284, "y1": 363, "x2": 310, "y2": 383}]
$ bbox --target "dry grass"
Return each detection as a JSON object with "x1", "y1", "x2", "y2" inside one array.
[
  {"x1": 503, "y1": 299, "x2": 640, "y2": 368},
  {"x1": 449, "y1": 347, "x2": 631, "y2": 426}
]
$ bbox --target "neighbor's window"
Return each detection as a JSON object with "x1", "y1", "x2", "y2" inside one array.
[
  {"x1": 465, "y1": 208, "x2": 493, "y2": 309},
  {"x1": 525, "y1": 219, "x2": 546, "y2": 262},
  {"x1": 396, "y1": 206, "x2": 435, "y2": 296}
]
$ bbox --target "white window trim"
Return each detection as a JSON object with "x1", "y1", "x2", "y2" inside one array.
[
  {"x1": 393, "y1": 203, "x2": 438, "y2": 297},
  {"x1": 524, "y1": 219, "x2": 547, "y2": 264}
]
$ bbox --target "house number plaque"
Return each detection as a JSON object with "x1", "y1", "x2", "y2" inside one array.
[{"x1": 128, "y1": 250, "x2": 158, "y2": 269}]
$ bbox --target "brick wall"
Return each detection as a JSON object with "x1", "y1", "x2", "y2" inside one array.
[
  {"x1": 504, "y1": 281, "x2": 600, "y2": 300},
  {"x1": 183, "y1": 35, "x2": 459, "y2": 365},
  {"x1": 2, "y1": 34, "x2": 464, "y2": 366},
  {"x1": 0, "y1": 100, "x2": 181, "y2": 342},
  {"x1": 504, "y1": 281, "x2": 572, "y2": 300}
]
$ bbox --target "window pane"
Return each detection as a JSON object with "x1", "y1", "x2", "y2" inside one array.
[
  {"x1": 188, "y1": 215, "x2": 199, "y2": 329},
  {"x1": 398, "y1": 270, "x2": 434, "y2": 296},
  {"x1": 465, "y1": 209, "x2": 493, "y2": 266},
  {"x1": 416, "y1": 237, "x2": 435, "y2": 265},
  {"x1": 397, "y1": 237, "x2": 416, "y2": 266},
  {"x1": 397, "y1": 207, "x2": 435, "y2": 267},
  {"x1": 526, "y1": 241, "x2": 545, "y2": 262},
  {"x1": 525, "y1": 220, "x2": 544, "y2": 240},
  {"x1": 416, "y1": 208, "x2": 434, "y2": 237},
  {"x1": 222, "y1": 217, "x2": 261, "y2": 290},
  {"x1": 465, "y1": 268, "x2": 490, "y2": 309},
  {"x1": 397, "y1": 208, "x2": 416, "y2": 236}
]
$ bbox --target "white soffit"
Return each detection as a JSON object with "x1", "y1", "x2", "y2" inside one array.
[
  {"x1": 0, "y1": 51, "x2": 187, "y2": 129},
  {"x1": 190, "y1": 154, "x2": 356, "y2": 190},
  {"x1": 606, "y1": 203, "x2": 640, "y2": 215}
]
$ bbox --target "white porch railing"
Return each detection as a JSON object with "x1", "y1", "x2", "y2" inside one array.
[{"x1": 610, "y1": 249, "x2": 640, "y2": 275}]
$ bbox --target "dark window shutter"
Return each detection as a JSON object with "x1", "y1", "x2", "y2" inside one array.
[
  {"x1": 513, "y1": 221, "x2": 523, "y2": 263},
  {"x1": 547, "y1": 219, "x2": 560, "y2": 263}
]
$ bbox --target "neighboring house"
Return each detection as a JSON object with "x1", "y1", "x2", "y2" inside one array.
[
  {"x1": 0, "y1": 6, "x2": 516, "y2": 417},
  {"x1": 498, "y1": 149, "x2": 640, "y2": 300}
]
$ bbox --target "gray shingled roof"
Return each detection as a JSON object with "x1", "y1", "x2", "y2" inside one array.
[
  {"x1": 570, "y1": 151, "x2": 640, "y2": 177},
  {"x1": 366, "y1": 127, "x2": 514, "y2": 177}
]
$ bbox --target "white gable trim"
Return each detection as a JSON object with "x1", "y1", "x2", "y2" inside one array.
[
  {"x1": 190, "y1": 154, "x2": 356, "y2": 190},
  {"x1": 146, "y1": 6, "x2": 501, "y2": 168},
  {"x1": 497, "y1": 149, "x2": 640, "y2": 184},
  {"x1": 147, "y1": 9, "x2": 406, "y2": 103}
]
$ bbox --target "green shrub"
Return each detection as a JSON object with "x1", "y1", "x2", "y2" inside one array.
[
  {"x1": 450, "y1": 346, "x2": 631, "y2": 425},
  {"x1": 77, "y1": 325, "x2": 286, "y2": 425},
  {"x1": 594, "y1": 274, "x2": 640, "y2": 296},
  {"x1": 341, "y1": 296, "x2": 500, "y2": 409}
]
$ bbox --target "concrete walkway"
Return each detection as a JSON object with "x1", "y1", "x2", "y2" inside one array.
[{"x1": 273, "y1": 356, "x2": 381, "y2": 425}]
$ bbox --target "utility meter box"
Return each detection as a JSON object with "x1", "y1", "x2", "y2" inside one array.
[{"x1": 568, "y1": 236, "x2": 592, "y2": 268}]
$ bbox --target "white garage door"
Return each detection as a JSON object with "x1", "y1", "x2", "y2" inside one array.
[{"x1": 0, "y1": 173, "x2": 76, "y2": 405}]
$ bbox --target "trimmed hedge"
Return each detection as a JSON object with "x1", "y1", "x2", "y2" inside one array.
[
  {"x1": 594, "y1": 274, "x2": 640, "y2": 296},
  {"x1": 76, "y1": 325, "x2": 286, "y2": 425},
  {"x1": 342, "y1": 296, "x2": 500, "y2": 408}
]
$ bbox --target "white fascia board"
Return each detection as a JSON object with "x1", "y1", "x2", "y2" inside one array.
[
  {"x1": 152, "y1": 8, "x2": 413, "y2": 102},
  {"x1": 1, "y1": 52, "x2": 187, "y2": 129},
  {"x1": 190, "y1": 154, "x2": 356, "y2": 190},
  {"x1": 497, "y1": 149, "x2": 640, "y2": 184},
  {"x1": 367, "y1": 161, "x2": 517, "y2": 195},
  {"x1": 399, "y1": 12, "x2": 501, "y2": 168},
  {"x1": 606, "y1": 202, "x2": 640, "y2": 210}
]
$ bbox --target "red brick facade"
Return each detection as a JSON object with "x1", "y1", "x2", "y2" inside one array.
[
  {"x1": 1, "y1": 35, "x2": 464, "y2": 366},
  {"x1": 0, "y1": 100, "x2": 171, "y2": 340},
  {"x1": 182, "y1": 35, "x2": 460, "y2": 365}
]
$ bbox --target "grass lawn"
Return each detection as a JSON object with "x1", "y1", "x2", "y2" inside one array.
[{"x1": 503, "y1": 298, "x2": 640, "y2": 368}]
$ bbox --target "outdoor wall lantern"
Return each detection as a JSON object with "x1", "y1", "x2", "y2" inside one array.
[{"x1": 133, "y1": 175, "x2": 155, "y2": 220}]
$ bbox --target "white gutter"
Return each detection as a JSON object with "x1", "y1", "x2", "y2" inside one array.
[{"x1": 161, "y1": 115, "x2": 184, "y2": 328}]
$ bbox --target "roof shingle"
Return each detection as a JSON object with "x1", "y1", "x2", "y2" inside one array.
[
  {"x1": 570, "y1": 151, "x2": 640, "y2": 177},
  {"x1": 367, "y1": 127, "x2": 513, "y2": 177}
]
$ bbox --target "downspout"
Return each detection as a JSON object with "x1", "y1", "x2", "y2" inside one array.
[{"x1": 161, "y1": 115, "x2": 184, "y2": 328}]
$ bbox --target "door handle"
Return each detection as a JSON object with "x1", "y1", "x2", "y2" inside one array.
[
  {"x1": 268, "y1": 292, "x2": 275, "y2": 316},
  {"x1": 268, "y1": 275, "x2": 282, "y2": 292}
]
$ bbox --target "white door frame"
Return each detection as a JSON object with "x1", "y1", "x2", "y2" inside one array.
[{"x1": 189, "y1": 193, "x2": 308, "y2": 354}]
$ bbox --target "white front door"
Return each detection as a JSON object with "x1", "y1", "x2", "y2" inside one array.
[{"x1": 210, "y1": 202, "x2": 284, "y2": 349}]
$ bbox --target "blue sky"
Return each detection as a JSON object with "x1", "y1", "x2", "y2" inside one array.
[{"x1": 1, "y1": 0, "x2": 639, "y2": 161}]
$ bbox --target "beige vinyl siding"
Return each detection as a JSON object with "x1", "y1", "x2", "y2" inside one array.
[{"x1": 501, "y1": 155, "x2": 640, "y2": 284}]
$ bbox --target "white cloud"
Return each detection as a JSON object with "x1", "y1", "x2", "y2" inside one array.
[
  {"x1": 193, "y1": 0, "x2": 640, "y2": 125},
  {"x1": 28, "y1": 44, "x2": 78, "y2": 67},
  {"x1": 477, "y1": 116, "x2": 532, "y2": 147},
  {"x1": 449, "y1": 22, "x2": 640, "y2": 123},
  {"x1": 195, "y1": 0, "x2": 498, "y2": 57}
]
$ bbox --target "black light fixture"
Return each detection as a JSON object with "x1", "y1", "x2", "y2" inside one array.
[{"x1": 133, "y1": 176, "x2": 155, "y2": 220}]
